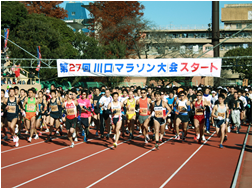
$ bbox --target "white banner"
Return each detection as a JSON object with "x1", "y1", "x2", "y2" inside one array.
[{"x1": 57, "y1": 58, "x2": 222, "y2": 77}]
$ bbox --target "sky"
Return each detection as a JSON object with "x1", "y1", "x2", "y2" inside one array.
[{"x1": 59, "y1": 1, "x2": 252, "y2": 28}]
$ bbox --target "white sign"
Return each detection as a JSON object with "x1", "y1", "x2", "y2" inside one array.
[{"x1": 57, "y1": 58, "x2": 222, "y2": 77}]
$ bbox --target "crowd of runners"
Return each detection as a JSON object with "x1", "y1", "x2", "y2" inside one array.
[{"x1": 1, "y1": 84, "x2": 252, "y2": 149}]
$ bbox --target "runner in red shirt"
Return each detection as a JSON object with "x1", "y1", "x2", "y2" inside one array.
[{"x1": 62, "y1": 90, "x2": 79, "y2": 148}]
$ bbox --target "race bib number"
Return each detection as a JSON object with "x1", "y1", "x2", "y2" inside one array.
[
  {"x1": 113, "y1": 108, "x2": 120, "y2": 116},
  {"x1": 8, "y1": 106, "x2": 16, "y2": 113},
  {"x1": 67, "y1": 108, "x2": 75, "y2": 115},
  {"x1": 195, "y1": 107, "x2": 203, "y2": 115},
  {"x1": 51, "y1": 105, "x2": 58, "y2": 112},
  {"x1": 27, "y1": 104, "x2": 35, "y2": 112},
  {"x1": 140, "y1": 108, "x2": 148, "y2": 115},
  {"x1": 178, "y1": 106, "x2": 186, "y2": 113},
  {"x1": 128, "y1": 107, "x2": 135, "y2": 114},
  {"x1": 155, "y1": 111, "x2": 163, "y2": 118},
  {"x1": 217, "y1": 112, "x2": 225, "y2": 119}
]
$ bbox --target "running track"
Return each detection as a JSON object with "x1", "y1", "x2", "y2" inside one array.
[{"x1": 1, "y1": 124, "x2": 249, "y2": 188}]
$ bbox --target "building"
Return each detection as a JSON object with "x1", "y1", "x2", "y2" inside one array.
[
  {"x1": 222, "y1": 4, "x2": 252, "y2": 29},
  {"x1": 62, "y1": 3, "x2": 252, "y2": 87},
  {"x1": 136, "y1": 3, "x2": 252, "y2": 87},
  {"x1": 63, "y1": 1, "x2": 92, "y2": 33}
]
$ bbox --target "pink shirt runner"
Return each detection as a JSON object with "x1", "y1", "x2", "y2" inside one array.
[{"x1": 77, "y1": 98, "x2": 91, "y2": 118}]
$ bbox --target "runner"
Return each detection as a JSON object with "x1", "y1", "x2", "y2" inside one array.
[
  {"x1": 77, "y1": 89, "x2": 92, "y2": 142},
  {"x1": 166, "y1": 91, "x2": 175, "y2": 131},
  {"x1": 119, "y1": 89, "x2": 128, "y2": 137},
  {"x1": 187, "y1": 87, "x2": 196, "y2": 129},
  {"x1": 136, "y1": 88, "x2": 152, "y2": 143},
  {"x1": 230, "y1": 91, "x2": 244, "y2": 133},
  {"x1": 212, "y1": 94, "x2": 229, "y2": 149},
  {"x1": 1, "y1": 89, "x2": 8, "y2": 140},
  {"x1": 35, "y1": 91, "x2": 44, "y2": 137},
  {"x1": 124, "y1": 90, "x2": 136, "y2": 139},
  {"x1": 175, "y1": 91, "x2": 191, "y2": 141},
  {"x1": 193, "y1": 90, "x2": 206, "y2": 143},
  {"x1": 203, "y1": 87, "x2": 212, "y2": 134},
  {"x1": 107, "y1": 92, "x2": 123, "y2": 148},
  {"x1": 150, "y1": 91, "x2": 171, "y2": 149},
  {"x1": 99, "y1": 88, "x2": 112, "y2": 139},
  {"x1": 22, "y1": 88, "x2": 39, "y2": 142},
  {"x1": 3, "y1": 88, "x2": 20, "y2": 147},
  {"x1": 45, "y1": 90, "x2": 62, "y2": 142},
  {"x1": 92, "y1": 87, "x2": 101, "y2": 136},
  {"x1": 62, "y1": 90, "x2": 80, "y2": 148}
]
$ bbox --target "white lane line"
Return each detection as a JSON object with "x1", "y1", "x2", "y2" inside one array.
[
  {"x1": 86, "y1": 136, "x2": 175, "y2": 188},
  {"x1": 12, "y1": 136, "x2": 140, "y2": 188},
  {"x1": 1, "y1": 137, "x2": 63, "y2": 153},
  {"x1": 2, "y1": 138, "x2": 98, "y2": 169},
  {"x1": 159, "y1": 131, "x2": 216, "y2": 188}
]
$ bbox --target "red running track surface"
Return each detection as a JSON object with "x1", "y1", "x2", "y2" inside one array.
[{"x1": 1, "y1": 125, "x2": 248, "y2": 188}]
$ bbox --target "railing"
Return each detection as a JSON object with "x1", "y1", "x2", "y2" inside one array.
[{"x1": 1, "y1": 76, "x2": 40, "y2": 85}]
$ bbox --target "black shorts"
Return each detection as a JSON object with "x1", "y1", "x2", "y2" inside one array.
[
  {"x1": 149, "y1": 117, "x2": 154, "y2": 127},
  {"x1": 167, "y1": 113, "x2": 175, "y2": 121},
  {"x1": 154, "y1": 117, "x2": 166, "y2": 125},
  {"x1": 102, "y1": 111, "x2": 110, "y2": 120},
  {"x1": 214, "y1": 120, "x2": 225, "y2": 128},
  {"x1": 80, "y1": 118, "x2": 89, "y2": 128},
  {"x1": 136, "y1": 112, "x2": 139, "y2": 119},
  {"x1": 50, "y1": 113, "x2": 61, "y2": 119},
  {"x1": 112, "y1": 117, "x2": 121, "y2": 125},
  {"x1": 65, "y1": 118, "x2": 77, "y2": 130},
  {"x1": 177, "y1": 114, "x2": 190, "y2": 123},
  {"x1": 6, "y1": 113, "x2": 18, "y2": 122}
]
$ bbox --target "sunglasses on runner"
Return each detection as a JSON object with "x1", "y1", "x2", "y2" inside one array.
[
  {"x1": 141, "y1": 92, "x2": 146, "y2": 94},
  {"x1": 180, "y1": 95, "x2": 185, "y2": 96}
]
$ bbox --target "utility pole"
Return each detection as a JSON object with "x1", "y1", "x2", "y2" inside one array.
[{"x1": 212, "y1": 1, "x2": 220, "y2": 57}]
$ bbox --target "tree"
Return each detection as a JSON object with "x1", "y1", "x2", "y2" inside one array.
[
  {"x1": 89, "y1": 1, "x2": 145, "y2": 57},
  {"x1": 223, "y1": 47, "x2": 252, "y2": 82},
  {"x1": 3, "y1": 13, "x2": 78, "y2": 80},
  {"x1": 21, "y1": 1, "x2": 67, "y2": 19},
  {"x1": 1, "y1": 1, "x2": 28, "y2": 30},
  {"x1": 66, "y1": 32, "x2": 127, "y2": 86}
]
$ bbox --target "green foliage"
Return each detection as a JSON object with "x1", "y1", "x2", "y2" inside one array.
[
  {"x1": 1, "y1": 1, "x2": 28, "y2": 30},
  {"x1": 1, "y1": 1, "x2": 127, "y2": 87},
  {"x1": 149, "y1": 77, "x2": 186, "y2": 87},
  {"x1": 223, "y1": 47, "x2": 252, "y2": 80}
]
